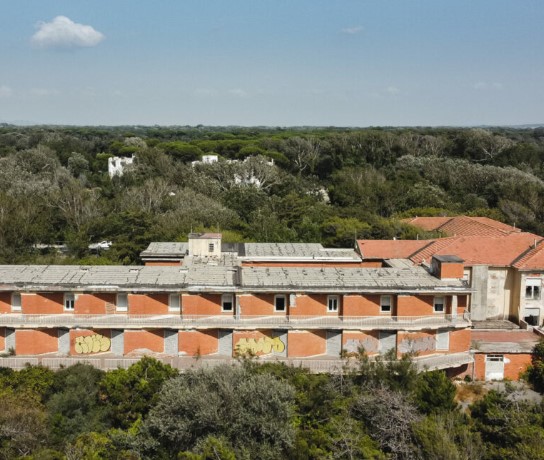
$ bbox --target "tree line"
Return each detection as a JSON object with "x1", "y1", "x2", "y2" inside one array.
[
  {"x1": 0, "y1": 352, "x2": 543, "y2": 459},
  {"x1": 1, "y1": 125, "x2": 544, "y2": 264}
]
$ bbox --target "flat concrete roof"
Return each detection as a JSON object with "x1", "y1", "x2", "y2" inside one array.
[
  {"x1": 0, "y1": 264, "x2": 470, "y2": 294},
  {"x1": 472, "y1": 330, "x2": 541, "y2": 353}
]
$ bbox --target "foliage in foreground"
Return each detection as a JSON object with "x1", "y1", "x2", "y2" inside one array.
[{"x1": 0, "y1": 354, "x2": 543, "y2": 459}]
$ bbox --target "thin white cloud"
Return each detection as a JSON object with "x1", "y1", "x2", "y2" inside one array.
[
  {"x1": 474, "y1": 81, "x2": 503, "y2": 91},
  {"x1": 31, "y1": 16, "x2": 105, "y2": 49},
  {"x1": 341, "y1": 26, "x2": 363, "y2": 35},
  {"x1": 386, "y1": 86, "x2": 400, "y2": 95},
  {"x1": 228, "y1": 88, "x2": 248, "y2": 98},
  {"x1": 0, "y1": 85, "x2": 13, "y2": 98},
  {"x1": 194, "y1": 88, "x2": 217, "y2": 97},
  {"x1": 30, "y1": 88, "x2": 59, "y2": 97}
]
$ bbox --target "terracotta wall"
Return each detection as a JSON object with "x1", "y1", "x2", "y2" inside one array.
[
  {"x1": 144, "y1": 261, "x2": 181, "y2": 266},
  {"x1": 70, "y1": 329, "x2": 111, "y2": 355},
  {"x1": 129, "y1": 294, "x2": 169, "y2": 315},
  {"x1": 396, "y1": 295, "x2": 434, "y2": 316},
  {"x1": 0, "y1": 327, "x2": 5, "y2": 351},
  {"x1": 124, "y1": 330, "x2": 164, "y2": 354},
  {"x1": 182, "y1": 294, "x2": 228, "y2": 316},
  {"x1": 439, "y1": 262, "x2": 464, "y2": 280},
  {"x1": 0, "y1": 293, "x2": 11, "y2": 313},
  {"x1": 343, "y1": 294, "x2": 386, "y2": 316},
  {"x1": 457, "y1": 295, "x2": 467, "y2": 315},
  {"x1": 179, "y1": 330, "x2": 218, "y2": 356},
  {"x1": 287, "y1": 330, "x2": 326, "y2": 357},
  {"x1": 342, "y1": 330, "x2": 380, "y2": 355},
  {"x1": 15, "y1": 329, "x2": 58, "y2": 355},
  {"x1": 291, "y1": 294, "x2": 339, "y2": 316},
  {"x1": 238, "y1": 294, "x2": 287, "y2": 316},
  {"x1": 74, "y1": 293, "x2": 116, "y2": 315},
  {"x1": 450, "y1": 328, "x2": 471, "y2": 353},
  {"x1": 22, "y1": 293, "x2": 64, "y2": 314},
  {"x1": 241, "y1": 261, "x2": 369, "y2": 268}
]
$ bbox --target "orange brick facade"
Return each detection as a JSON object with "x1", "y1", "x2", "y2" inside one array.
[
  {"x1": 3, "y1": 291, "x2": 472, "y2": 360},
  {"x1": 179, "y1": 330, "x2": 218, "y2": 356},
  {"x1": 15, "y1": 329, "x2": 58, "y2": 355},
  {"x1": 287, "y1": 330, "x2": 327, "y2": 357},
  {"x1": 22, "y1": 293, "x2": 64, "y2": 314},
  {"x1": 124, "y1": 330, "x2": 164, "y2": 354}
]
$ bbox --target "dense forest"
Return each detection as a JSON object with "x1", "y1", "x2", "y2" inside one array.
[
  {"x1": 1, "y1": 125, "x2": 544, "y2": 264},
  {"x1": 1, "y1": 352, "x2": 544, "y2": 460}
]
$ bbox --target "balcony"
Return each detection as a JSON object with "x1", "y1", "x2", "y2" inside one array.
[
  {"x1": 0, "y1": 312, "x2": 471, "y2": 330},
  {"x1": 0, "y1": 351, "x2": 473, "y2": 373}
]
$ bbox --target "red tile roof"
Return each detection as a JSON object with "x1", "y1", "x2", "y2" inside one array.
[
  {"x1": 414, "y1": 233, "x2": 543, "y2": 266},
  {"x1": 357, "y1": 240, "x2": 429, "y2": 259},
  {"x1": 357, "y1": 233, "x2": 544, "y2": 267},
  {"x1": 513, "y1": 241, "x2": 544, "y2": 270},
  {"x1": 404, "y1": 216, "x2": 520, "y2": 237}
]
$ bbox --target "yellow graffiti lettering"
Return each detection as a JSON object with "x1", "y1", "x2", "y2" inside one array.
[
  {"x1": 74, "y1": 334, "x2": 111, "y2": 354},
  {"x1": 235, "y1": 336, "x2": 285, "y2": 355}
]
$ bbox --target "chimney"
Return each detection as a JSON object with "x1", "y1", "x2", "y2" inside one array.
[
  {"x1": 431, "y1": 255, "x2": 464, "y2": 280},
  {"x1": 188, "y1": 233, "x2": 222, "y2": 257}
]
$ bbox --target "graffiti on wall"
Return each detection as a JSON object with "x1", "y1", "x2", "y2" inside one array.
[
  {"x1": 74, "y1": 334, "x2": 111, "y2": 354},
  {"x1": 344, "y1": 337, "x2": 379, "y2": 354},
  {"x1": 235, "y1": 336, "x2": 285, "y2": 355},
  {"x1": 398, "y1": 336, "x2": 435, "y2": 354}
]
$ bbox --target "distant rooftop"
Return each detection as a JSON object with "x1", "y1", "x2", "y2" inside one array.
[
  {"x1": 141, "y1": 241, "x2": 361, "y2": 261},
  {"x1": 404, "y1": 216, "x2": 520, "y2": 237}
]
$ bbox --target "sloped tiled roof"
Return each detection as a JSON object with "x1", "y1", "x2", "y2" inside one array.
[
  {"x1": 358, "y1": 232, "x2": 544, "y2": 268},
  {"x1": 512, "y1": 240, "x2": 544, "y2": 270},
  {"x1": 410, "y1": 233, "x2": 543, "y2": 267},
  {"x1": 357, "y1": 240, "x2": 429, "y2": 259},
  {"x1": 404, "y1": 216, "x2": 520, "y2": 237}
]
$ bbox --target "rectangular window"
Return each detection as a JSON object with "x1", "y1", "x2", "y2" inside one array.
[
  {"x1": 222, "y1": 294, "x2": 233, "y2": 312},
  {"x1": 64, "y1": 293, "x2": 75, "y2": 311},
  {"x1": 274, "y1": 295, "x2": 286, "y2": 312},
  {"x1": 11, "y1": 293, "x2": 21, "y2": 312},
  {"x1": 208, "y1": 243, "x2": 214, "y2": 253},
  {"x1": 169, "y1": 294, "x2": 181, "y2": 312},
  {"x1": 327, "y1": 295, "x2": 339, "y2": 312},
  {"x1": 525, "y1": 278, "x2": 541, "y2": 300},
  {"x1": 433, "y1": 296, "x2": 445, "y2": 313},
  {"x1": 116, "y1": 293, "x2": 128, "y2": 312},
  {"x1": 380, "y1": 295, "x2": 392, "y2": 313}
]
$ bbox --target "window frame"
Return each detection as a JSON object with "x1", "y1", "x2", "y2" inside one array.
[
  {"x1": 208, "y1": 243, "x2": 215, "y2": 253},
  {"x1": 380, "y1": 295, "x2": 392, "y2": 313},
  {"x1": 327, "y1": 295, "x2": 339, "y2": 313},
  {"x1": 273, "y1": 294, "x2": 286, "y2": 312},
  {"x1": 11, "y1": 293, "x2": 21, "y2": 312},
  {"x1": 168, "y1": 293, "x2": 181, "y2": 312},
  {"x1": 116, "y1": 293, "x2": 128, "y2": 312},
  {"x1": 221, "y1": 293, "x2": 234, "y2": 312},
  {"x1": 525, "y1": 278, "x2": 541, "y2": 301},
  {"x1": 64, "y1": 293, "x2": 75, "y2": 311},
  {"x1": 433, "y1": 296, "x2": 445, "y2": 314}
]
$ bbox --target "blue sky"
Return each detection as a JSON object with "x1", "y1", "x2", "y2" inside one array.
[{"x1": 0, "y1": 1, "x2": 542, "y2": 126}]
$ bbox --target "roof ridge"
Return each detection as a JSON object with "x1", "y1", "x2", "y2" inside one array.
[{"x1": 512, "y1": 238, "x2": 544, "y2": 268}]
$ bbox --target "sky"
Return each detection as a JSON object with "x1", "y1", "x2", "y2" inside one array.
[{"x1": 0, "y1": 1, "x2": 543, "y2": 126}]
